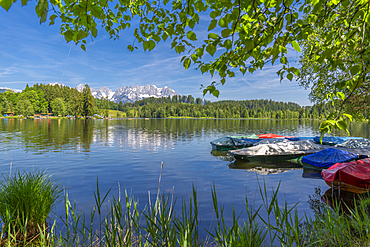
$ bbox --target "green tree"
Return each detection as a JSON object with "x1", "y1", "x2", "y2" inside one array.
[
  {"x1": 16, "y1": 100, "x2": 34, "y2": 117},
  {"x1": 99, "y1": 97, "x2": 109, "y2": 117},
  {"x1": 298, "y1": 13, "x2": 370, "y2": 133},
  {"x1": 118, "y1": 101, "x2": 124, "y2": 111},
  {"x1": 82, "y1": 84, "x2": 95, "y2": 117},
  {"x1": 51, "y1": 98, "x2": 67, "y2": 116}
]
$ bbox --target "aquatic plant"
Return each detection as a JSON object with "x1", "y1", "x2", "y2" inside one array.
[{"x1": 0, "y1": 170, "x2": 62, "y2": 245}]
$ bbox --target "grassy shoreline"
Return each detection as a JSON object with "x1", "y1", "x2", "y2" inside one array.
[{"x1": 0, "y1": 169, "x2": 369, "y2": 246}]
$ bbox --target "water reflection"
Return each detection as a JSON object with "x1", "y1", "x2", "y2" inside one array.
[
  {"x1": 229, "y1": 159, "x2": 302, "y2": 175},
  {"x1": 0, "y1": 118, "x2": 368, "y2": 238},
  {"x1": 308, "y1": 186, "x2": 369, "y2": 216},
  {"x1": 210, "y1": 150, "x2": 234, "y2": 161},
  {"x1": 1, "y1": 118, "x2": 368, "y2": 155},
  {"x1": 302, "y1": 168, "x2": 323, "y2": 180}
]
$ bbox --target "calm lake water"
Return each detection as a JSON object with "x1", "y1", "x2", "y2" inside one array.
[{"x1": 1, "y1": 118, "x2": 369, "y2": 233}]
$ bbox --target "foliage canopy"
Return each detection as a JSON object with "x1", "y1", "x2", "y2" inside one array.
[{"x1": 1, "y1": 0, "x2": 369, "y2": 134}]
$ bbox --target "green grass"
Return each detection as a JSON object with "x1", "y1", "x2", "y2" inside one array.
[
  {"x1": 0, "y1": 170, "x2": 62, "y2": 245},
  {"x1": 1, "y1": 168, "x2": 370, "y2": 246}
]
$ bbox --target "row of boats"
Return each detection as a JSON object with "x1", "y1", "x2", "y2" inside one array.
[{"x1": 210, "y1": 133, "x2": 370, "y2": 194}]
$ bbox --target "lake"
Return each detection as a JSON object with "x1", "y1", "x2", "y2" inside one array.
[{"x1": 0, "y1": 118, "x2": 369, "y2": 235}]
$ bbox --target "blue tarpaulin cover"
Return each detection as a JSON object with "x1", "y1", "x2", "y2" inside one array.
[
  {"x1": 313, "y1": 136, "x2": 363, "y2": 145},
  {"x1": 302, "y1": 148, "x2": 358, "y2": 168},
  {"x1": 287, "y1": 137, "x2": 315, "y2": 141}
]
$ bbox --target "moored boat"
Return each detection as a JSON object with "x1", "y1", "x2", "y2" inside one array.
[
  {"x1": 321, "y1": 158, "x2": 370, "y2": 193},
  {"x1": 313, "y1": 136, "x2": 364, "y2": 146},
  {"x1": 300, "y1": 148, "x2": 358, "y2": 170},
  {"x1": 229, "y1": 139, "x2": 323, "y2": 161},
  {"x1": 210, "y1": 134, "x2": 259, "y2": 151},
  {"x1": 257, "y1": 133, "x2": 295, "y2": 138}
]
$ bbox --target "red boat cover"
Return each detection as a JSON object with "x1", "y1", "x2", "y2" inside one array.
[
  {"x1": 321, "y1": 158, "x2": 370, "y2": 188},
  {"x1": 257, "y1": 133, "x2": 295, "y2": 139}
]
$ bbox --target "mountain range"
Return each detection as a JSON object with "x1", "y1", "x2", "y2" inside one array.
[
  {"x1": 1, "y1": 83, "x2": 179, "y2": 103},
  {"x1": 75, "y1": 84, "x2": 179, "y2": 103},
  {"x1": 0, "y1": 87, "x2": 22, "y2": 94}
]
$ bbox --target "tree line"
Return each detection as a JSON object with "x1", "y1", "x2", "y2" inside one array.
[
  {"x1": 0, "y1": 84, "x2": 108, "y2": 117},
  {"x1": 116, "y1": 97, "x2": 333, "y2": 119},
  {"x1": 0, "y1": 83, "x2": 334, "y2": 119}
]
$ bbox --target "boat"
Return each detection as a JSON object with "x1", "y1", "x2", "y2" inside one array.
[
  {"x1": 229, "y1": 139, "x2": 323, "y2": 162},
  {"x1": 300, "y1": 148, "x2": 358, "y2": 170},
  {"x1": 257, "y1": 133, "x2": 295, "y2": 138},
  {"x1": 211, "y1": 133, "x2": 303, "y2": 151},
  {"x1": 321, "y1": 158, "x2": 370, "y2": 193},
  {"x1": 313, "y1": 136, "x2": 364, "y2": 146},
  {"x1": 334, "y1": 138, "x2": 370, "y2": 148},
  {"x1": 210, "y1": 134, "x2": 259, "y2": 150}
]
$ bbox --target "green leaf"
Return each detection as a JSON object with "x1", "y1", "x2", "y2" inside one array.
[
  {"x1": 143, "y1": 41, "x2": 149, "y2": 51},
  {"x1": 245, "y1": 39, "x2": 254, "y2": 51},
  {"x1": 49, "y1": 14, "x2": 57, "y2": 26},
  {"x1": 127, "y1": 45, "x2": 134, "y2": 52},
  {"x1": 291, "y1": 41, "x2": 301, "y2": 53},
  {"x1": 208, "y1": 20, "x2": 217, "y2": 31},
  {"x1": 161, "y1": 33, "x2": 168, "y2": 41},
  {"x1": 331, "y1": 0, "x2": 340, "y2": 5},
  {"x1": 206, "y1": 44, "x2": 216, "y2": 56},
  {"x1": 350, "y1": 65, "x2": 360, "y2": 76},
  {"x1": 210, "y1": 11, "x2": 217, "y2": 19},
  {"x1": 280, "y1": 56, "x2": 287, "y2": 65},
  {"x1": 187, "y1": 31, "x2": 197, "y2": 41},
  {"x1": 219, "y1": 18, "x2": 227, "y2": 28},
  {"x1": 342, "y1": 113, "x2": 353, "y2": 121},
  {"x1": 148, "y1": 40, "x2": 156, "y2": 51},
  {"x1": 81, "y1": 44, "x2": 86, "y2": 51},
  {"x1": 208, "y1": 33, "x2": 218, "y2": 39},
  {"x1": 336, "y1": 92, "x2": 345, "y2": 100},
  {"x1": 63, "y1": 30, "x2": 74, "y2": 43},
  {"x1": 212, "y1": 89, "x2": 220, "y2": 97},
  {"x1": 287, "y1": 73, "x2": 293, "y2": 81},
  {"x1": 183, "y1": 57, "x2": 191, "y2": 70},
  {"x1": 0, "y1": 0, "x2": 13, "y2": 11},
  {"x1": 336, "y1": 120, "x2": 347, "y2": 132},
  {"x1": 196, "y1": 47, "x2": 204, "y2": 58},
  {"x1": 221, "y1": 29, "x2": 231, "y2": 38}
]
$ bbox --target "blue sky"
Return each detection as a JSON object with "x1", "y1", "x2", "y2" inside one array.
[{"x1": 0, "y1": 3, "x2": 312, "y2": 105}]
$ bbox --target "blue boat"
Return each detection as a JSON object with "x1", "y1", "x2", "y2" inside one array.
[{"x1": 301, "y1": 148, "x2": 358, "y2": 170}]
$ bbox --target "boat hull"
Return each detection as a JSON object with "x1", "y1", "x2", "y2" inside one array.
[
  {"x1": 231, "y1": 153, "x2": 304, "y2": 163},
  {"x1": 325, "y1": 180, "x2": 370, "y2": 194}
]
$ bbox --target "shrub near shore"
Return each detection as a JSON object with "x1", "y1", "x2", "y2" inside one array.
[{"x1": 0, "y1": 170, "x2": 62, "y2": 245}]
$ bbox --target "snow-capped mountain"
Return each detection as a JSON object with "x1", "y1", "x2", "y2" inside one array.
[
  {"x1": 91, "y1": 87, "x2": 114, "y2": 100},
  {"x1": 75, "y1": 84, "x2": 85, "y2": 92},
  {"x1": 0, "y1": 87, "x2": 22, "y2": 93},
  {"x1": 76, "y1": 84, "x2": 179, "y2": 103},
  {"x1": 111, "y1": 85, "x2": 178, "y2": 103}
]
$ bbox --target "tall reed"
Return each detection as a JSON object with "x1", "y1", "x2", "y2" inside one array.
[{"x1": 2, "y1": 167, "x2": 370, "y2": 246}]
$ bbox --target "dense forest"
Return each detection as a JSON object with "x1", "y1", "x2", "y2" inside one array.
[
  {"x1": 116, "y1": 96, "x2": 334, "y2": 119},
  {"x1": 0, "y1": 84, "x2": 334, "y2": 119},
  {"x1": 0, "y1": 84, "x2": 108, "y2": 117}
]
